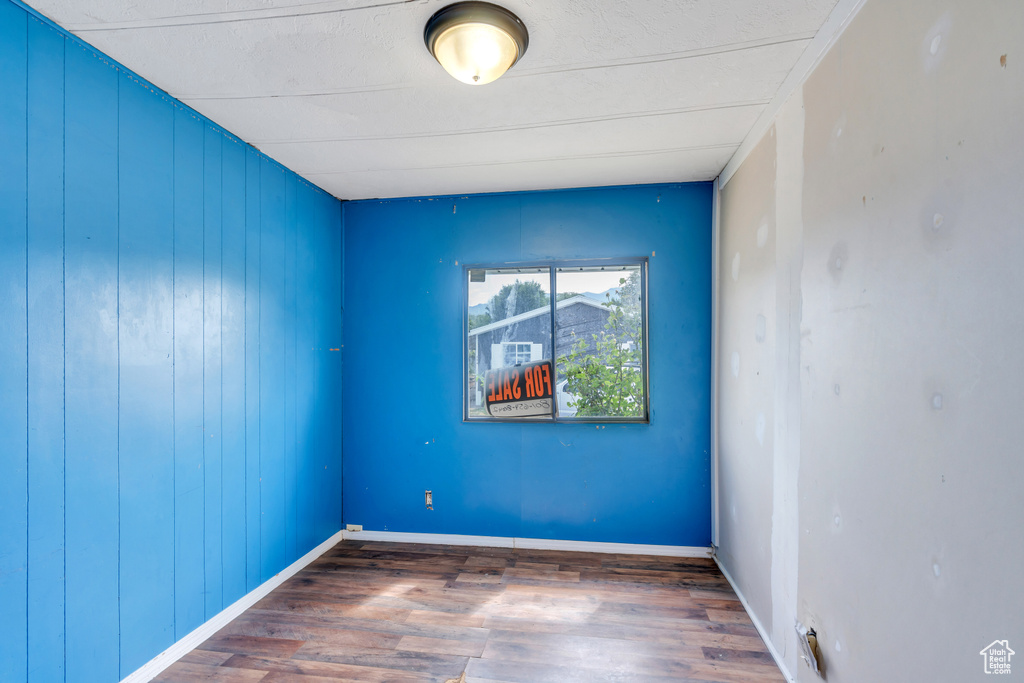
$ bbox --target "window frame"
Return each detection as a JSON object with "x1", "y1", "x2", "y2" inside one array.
[{"x1": 463, "y1": 257, "x2": 650, "y2": 424}]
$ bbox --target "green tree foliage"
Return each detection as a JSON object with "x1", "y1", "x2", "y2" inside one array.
[
  {"x1": 468, "y1": 311, "x2": 492, "y2": 331},
  {"x1": 489, "y1": 280, "x2": 549, "y2": 321},
  {"x1": 558, "y1": 271, "x2": 644, "y2": 417}
]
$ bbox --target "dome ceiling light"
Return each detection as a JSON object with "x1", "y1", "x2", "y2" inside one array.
[{"x1": 424, "y1": 2, "x2": 529, "y2": 85}]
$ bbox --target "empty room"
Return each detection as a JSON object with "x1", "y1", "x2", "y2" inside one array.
[{"x1": 0, "y1": 0, "x2": 1020, "y2": 682}]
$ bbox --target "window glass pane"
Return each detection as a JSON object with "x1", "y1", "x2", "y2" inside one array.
[
  {"x1": 554, "y1": 264, "x2": 645, "y2": 419},
  {"x1": 467, "y1": 267, "x2": 553, "y2": 419}
]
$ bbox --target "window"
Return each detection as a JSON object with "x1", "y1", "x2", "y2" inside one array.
[
  {"x1": 502, "y1": 342, "x2": 539, "y2": 367},
  {"x1": 465, "y1": 259, "x2": 648, "y2": 422}
]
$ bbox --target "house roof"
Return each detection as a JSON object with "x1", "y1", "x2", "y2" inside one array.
[{"x1": 468, "y1": 295, "x2": 609, "y2": 337}]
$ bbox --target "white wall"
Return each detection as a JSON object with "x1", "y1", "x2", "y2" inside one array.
[
  {"x1": 717, "y1": 1, "x2": 1024, "y2": 681},
  {"x1": 717, "y1": 121, "x2": 778, "y2": 634}
]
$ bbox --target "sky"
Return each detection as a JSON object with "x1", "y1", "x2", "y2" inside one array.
[{"x1": 467, "y1": 267, "x2": 636, "y2": 306}]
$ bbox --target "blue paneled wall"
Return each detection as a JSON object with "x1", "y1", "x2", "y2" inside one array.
[
  {"x1": 0, "y1": 4, "x2": 343, "y2": 680},
  {"x1": 342, "y1": 184, "x2": 712, "y2": 547}
]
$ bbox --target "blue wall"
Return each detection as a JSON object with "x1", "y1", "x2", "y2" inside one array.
[
  {"x1": 342, "y1": 184, "x2": 712, "y2": 547},
  {"x1": 0, "y1": 4, "x2": 343, "y2": 680}
]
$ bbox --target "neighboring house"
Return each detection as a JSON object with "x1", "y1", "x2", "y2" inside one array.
[
  {"x1": 980, "y1": 640, "x2": 1015, "y2": 674},
  {"x1": 468, "y1": 295, "x2": 611, "y2": 411}
]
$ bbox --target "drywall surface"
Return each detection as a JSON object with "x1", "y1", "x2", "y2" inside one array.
[
  {"x1": 342, "y1": 183, "x2": 712, "y2": 546},
  {"x1": 770, "y1": 89, "x2": 804, "y2": 676},
  {"x1": 0, "y1": 4, "x2": 343, "y2": 680},
  {"x1": 718, "y1": 0, "x2": 1024, "y2": 680},
  {"x1": 717, "y1": 128, "x2": 777, "y2": 629}
]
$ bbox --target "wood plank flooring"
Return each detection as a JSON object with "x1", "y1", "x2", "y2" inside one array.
[{"x1": 154, "y1": 541, "x2": 783, "y2": 683}]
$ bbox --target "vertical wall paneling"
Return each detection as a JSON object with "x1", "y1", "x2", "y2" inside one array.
[
  {"x1": 243, "y1": 147, "x2": 262, "y2": 592},
  {"x1": 335, "y1": 194, "x2": 345, "y2": 535},
  {"x1": 63, "y1": 41, "x2": 121, "y2": 683},
  {"x1": 284, "y1": 175, "x2": 298, "y2": 563},
  {"x1": 202, "y1": 126, "x2": 224, "y2": 618},
  {"x1": 172, "y1": 106, "x2": 205, "y2": 639},
  {"x1": 0, "y1": 4, "x2": 29, "y2": 677},
  {"x1": 326, "y1": 196, "x2": 344, "y2": 534},
  {"x1": 295, "y1": 184, "x2": 315, "y2": 553},
  {"x1": 259, "y1": 161, "x2": 287, "y2": 582},
  {"x1": 2, "y1": 2, "x2": 344, "y2": 677},
  {"x1": 117, "y1": 73, "x2": 175, "y2": 675},
  {"x1": 26, "y1": 18, "x2": 65, "y2": 683},
  {"x1": 221, "y1": 138, "x2": 247, "y2": 605},
  {"x1": 312, "y1": 195, "x2": 327, "y2": 538},
  {"x1": 336, "y1": 194, "x2": 345, "y2": 527}
]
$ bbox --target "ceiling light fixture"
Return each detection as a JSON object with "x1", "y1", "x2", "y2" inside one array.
[{"x1": 424, "y1": 2, "x2": 529, "y2": 85}]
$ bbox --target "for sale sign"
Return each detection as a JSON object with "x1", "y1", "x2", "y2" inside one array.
[{"x1": 485, "y1": 360, "x2": 553, "y2": 418}]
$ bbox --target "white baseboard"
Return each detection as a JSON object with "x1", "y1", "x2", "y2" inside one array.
[
  {"x1": 343, "y1": 529, "x2": 711, "y2": 558},
  {"x1": 514, "y1": 536, "x2": 711, "y2": 557},
  {"x1": 120, "y1": 529, "x2": 345, "y2": 683},
  {"x1": 713, "y1": 554, "x2": 796, "y2": 683},
  {"x1": 349, "y1": 529, "x2": 515, "y2": 548}
]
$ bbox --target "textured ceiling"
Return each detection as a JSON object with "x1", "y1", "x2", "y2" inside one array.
[{"x1": 28, "y1": 0, "x2": 840, "y2": 200}]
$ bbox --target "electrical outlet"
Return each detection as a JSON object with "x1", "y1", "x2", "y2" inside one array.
[
  {"x1": 346, "y1": 524, "x2": 362, "y2": 532},
  {"x1": 425, "y1": 490, "x2": 433, "y2": 510}
]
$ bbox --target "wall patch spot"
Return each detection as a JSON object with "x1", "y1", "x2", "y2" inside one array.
[
  {"x1": 1000, "y1": 54, "x2": 1007, "y2": 68},
  {"x1": 921, "y1": 191, "x2": 960, "y2": 250},
  {"x1": 834, "y1": 384, "x2": 841, "y2": 395},
  {"x1": 828, "y1": 243, "x2": 848, "y2": 284},
  {"x1": 731, "y1": 351, "x2": 740, "y2": 377},
  {"x1": 731, "y1": 252, "x2": 741, "y2": 281},
  {"x1": 932, "y1": 562, "x2": 941, "y2": 577},
  {"x1": 755, "y1": 314, "x2": 766, "y2": 343},
  {"x1": 835, "y1": 640, "x2": 842, "y2": 653},
  {"x1": 755, "y1": 413, "x2": 766, "y2": 445},
  {"x1": 834, "y1": 515, "x2": 841, "y2": 527},
  {"x1": 923, "y1": 14, "x2": 951, "y2": 72},
  {"x1": 757, "y1": 223, "x2": 768, "y2": 247},
  {"x1": 932, "y1": 393, "x2": 943, "y2": 410}
]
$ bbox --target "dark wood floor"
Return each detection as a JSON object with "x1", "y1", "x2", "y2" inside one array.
[{"x1": 154, "y1": 540, "x2": 783, "y2": 683}]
